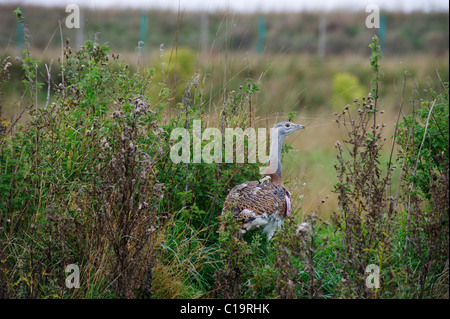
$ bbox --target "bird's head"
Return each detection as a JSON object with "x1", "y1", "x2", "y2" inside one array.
[{"x1": 273, "y1": 121, "x2": 305, "y2": 137}]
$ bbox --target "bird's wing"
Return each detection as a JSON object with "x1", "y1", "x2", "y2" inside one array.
[{"x1": 222, "y1": 180, "x2": 289, "y2": 223}]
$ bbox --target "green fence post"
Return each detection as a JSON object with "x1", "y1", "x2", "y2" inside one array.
[
  {"x1": 140, "y1": 12, "x2": 148, "y2": 48},
  {"x1": 379, "y1": 14, "x2": 386, "y2": 52},
  {"x1": 16, "y1": 7, "x2": 24, "y2": 52},
  {"x1": 257, "y1": 15, "x2": 266, "y2": 54}
]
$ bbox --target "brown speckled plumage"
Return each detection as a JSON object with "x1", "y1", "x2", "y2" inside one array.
[
  {"x1": 219, "y1": 178, "x2": 292, "y2": 240},
  {"x1": 222, "y1": 180, "x2": 291, "y2": 223}
]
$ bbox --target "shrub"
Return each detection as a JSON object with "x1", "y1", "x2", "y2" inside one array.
[
  {"x1": 332, "y1": 72, "x2": 366, "y2": 111},
  {"x1": 396, "y1": 80, "x2": 449, "y2": 298},
  {"x1": 331, "y1": 36, "x2": 449, "y2": 298}
]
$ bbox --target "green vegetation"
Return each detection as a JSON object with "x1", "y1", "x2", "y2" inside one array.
[
  {"x1": 332, "y1": 72, "x2": 366, "y2": 111},
  {"x1": 0, "y1": 7, "x2": 448, "y2": 299}
]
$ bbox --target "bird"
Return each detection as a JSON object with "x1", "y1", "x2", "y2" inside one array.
[{"x1": 219, "y1": 121, "x2": 305, "y2": 240}]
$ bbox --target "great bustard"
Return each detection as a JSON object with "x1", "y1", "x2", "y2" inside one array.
[{"x1": 219, "y1": 121, "x2": 305, "y2": 240}]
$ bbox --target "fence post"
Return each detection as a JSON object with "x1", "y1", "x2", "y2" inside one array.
[
  {"x1": 257, "y1": 15, "x2": 266, "y2": 54},
  {"x1": 379, "y1": 14, "x2": 386, "y2": 52},
  {"x1": 140, "y1": 12, "x2": 148, "y2": 49},
  {"x1": 76, "y1": 10, "x2": 84, "y2": 48},
  {"x1": 201, "y1": 12, "x2": 209, "y2": 59},
  {"x1": 318, "y1": 14, "x2": 327, "y2": 59},
  {"x1": 16, "y1": 7, "x2": 24, "y2": 52}
]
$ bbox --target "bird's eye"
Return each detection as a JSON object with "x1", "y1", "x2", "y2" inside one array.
[{"x1": 285, "y1": 123, "x2": 291, "y2": 128}]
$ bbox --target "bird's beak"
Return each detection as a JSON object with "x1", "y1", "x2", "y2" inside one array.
[{"x1": 294, "y1": 124, "x2": 305, "y2": 130}]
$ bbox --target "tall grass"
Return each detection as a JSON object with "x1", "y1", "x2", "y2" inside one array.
[{"x1": 0, "y1": 9, "x2": 448, "y2": 299}]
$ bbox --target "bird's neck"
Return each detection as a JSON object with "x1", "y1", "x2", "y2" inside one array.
[{"x1": 264, "y1": 128, "x2": 285, "y2": 184}]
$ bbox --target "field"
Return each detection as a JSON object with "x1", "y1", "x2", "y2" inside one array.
[{"x1": 0, "y1": 5, "x2": 448, "y2": 300}]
